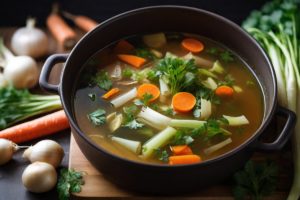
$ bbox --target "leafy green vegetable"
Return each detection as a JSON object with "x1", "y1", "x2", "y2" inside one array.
[
  {"x1": 134, "y1": 93, "x2": 153, "y2": 106},
  {"x1": 206, "y1": 47, "x2": 218, "y2": 55},
  {"x1": 195, "y1": 87, "x2": 221, "y2": 105},
  {"x1": 122, "y1": 105, "x2": 144, "y2": 129},
  {"x1": 219, "y1": 74, "x2": 235, "y2": 87},
  {"x1": 88, "y1": 93, "x2": 96, "y2": 101},
  {"x1": 135, "y1": 48, "x2": 156, "y2": 60},
  {"x1": 207, "y1": 47, "x2": 234, "y2": 62},
  {"x1": 154, "y1": 148, "x2": 169, "y2": 162},
  {"x1": 57, "y1": 168, "x2": 84, "y2": 200},
  {"x1": 90, "y1": 70, "x2": 112, "y2": 91},
  {"x1": 155, "y1": 56, "x2": 197, "y2": 94},
  {"x1": 233, "y1": 160, "x2": 278, "y2": 200},
  {"x1": 88, "y1": 109, "x2": 106, "y2": 125},
  {"x1": 122, "y1": 68, "x2": 133, "y2": 78},
  {"x1": 0, "y1": 86, "x2": 62, "y2": 130}
]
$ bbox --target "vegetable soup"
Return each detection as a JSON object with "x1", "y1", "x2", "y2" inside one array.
[{"x1": 73, "y1": 32, "x2": 264, "y2": 165}]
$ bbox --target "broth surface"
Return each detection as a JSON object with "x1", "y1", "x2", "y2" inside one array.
[{"x1": 73, "y1": 33, "x2": 264, "y2": 164}]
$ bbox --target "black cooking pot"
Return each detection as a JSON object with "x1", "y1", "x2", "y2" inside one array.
[{"x1": 40, "y1": 6, "x2": 296, "y2": 194}]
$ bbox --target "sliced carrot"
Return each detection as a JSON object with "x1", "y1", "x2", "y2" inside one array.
[
  {"x1": 117, "y1": 54, "x2": 146, "y2": 68},
  {"x1": 170, "y1": 145, "x2": 193, "y2": 155},
  {"x1": 137, "y1": 83, "x2": 160, "y2": 102},
  {"x1": 0, "y1": 110, "x2": 69, "y2": 144},
  {"x1": 114, "y1": 40, "x2": 135, "y2": 54},
  {"x1": 169, "y1": 155, "x2": 202, "y2": 165},
  {"x1": 181, "y1": 38, "x2": 204, "y2": 53},
  {"x1": 102, "y1": 88, "x2": 120, "y2": 99},
  {"x1": 172, "y1": 92, "x2": 196, "y2": 113},
  {"x1": 215, "y1": 85, "x2": 234, "y2": 97}
]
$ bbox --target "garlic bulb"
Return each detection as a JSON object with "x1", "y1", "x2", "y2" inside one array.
[
  {"x1": 11, "y1": 18, "x2": 48, "y2": 58},
  {"x1": 22, "y1": 162, "x2": 57, "y2": 193},
  {"x1": 0, "y1": 138, "x2": 19, "y2": 165},
  {"x1": 23, "y1": 140, "x2": 64, "y2": 168}
]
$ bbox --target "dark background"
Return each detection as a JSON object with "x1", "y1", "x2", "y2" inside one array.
[{"x1": 0, "y1": 0, "x2": 267, "y2": 26}]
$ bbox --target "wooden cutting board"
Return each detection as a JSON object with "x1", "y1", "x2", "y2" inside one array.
[{"x1": 69, "y1": 134, "x2": 292, "y2": 199}]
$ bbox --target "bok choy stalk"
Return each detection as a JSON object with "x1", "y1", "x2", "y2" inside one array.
[{"x1": 243, "y1": 1, "x2": 300, "y2": 199}]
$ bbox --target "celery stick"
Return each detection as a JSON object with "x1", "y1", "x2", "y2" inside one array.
[
  {"x1": 210, "y1": 60, "x2": 224, "y2": 74},
  {"x1": 142, "y1": 126, "x2": 177, "y2": 159},
  {"x1": 110, "y1": 87, "x2": 137, "y2": 108},
  {"x1": 137, "y1": 107, "x2": 171, "y2": 130},
  {"x1": 223, "y1": 115, "x2": 249, "y2": 126},
  {"x1": 169, "y1": 119, "x2": 206, "y2": 128},
  {"x1": 204, "y1": 138, "x2": 232, "y2": 155},
  {"x1": 111, "y1": 136, "x2": 141, "y2": 154},
  {"x1": 202, "y1": 77, "x2": 218, "y2": 90}
]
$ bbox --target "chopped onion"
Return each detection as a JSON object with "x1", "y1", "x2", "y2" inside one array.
[
  {"x1": 111, "y1": 136, "x2": 141, "y2": 154},
  {"x1": 223, "y1": 115, "x2": 249, "y2": 126}
]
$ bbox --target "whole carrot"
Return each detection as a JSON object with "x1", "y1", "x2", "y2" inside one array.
[
  {"x1": 0, "y1": 110, "x2": 69, "y2": 144},
  {"x1": 63, "y1": 11, "x2": 98, "y2": 32},
  {"x1": 47, "y1": 6, "x2": 77, "y2": 50}
]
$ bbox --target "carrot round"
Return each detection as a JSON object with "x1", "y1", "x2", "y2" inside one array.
[
  {"x1": 172, "y1": 92, "x2": 196, "y2": 112},
  {"x1": 137, "y1": 83, "x2": 160, "y2": 102},
  {"x1": 215, "y1": 85, "x2": 234, "y2": 97},
  {"x1": 181, "y1": 38, "x2": 204, "y2": 53},
  {"x1": 102, "y1": 88, "x2": 120, "y2": 99},
  {"x1": 63, "y1": 11, "x2": 98, "y2": 32},
  {"x1": 0, "y1": 110, "x2": 69, "y2": 144},
  {"x1": 114, "y1": 40, "x2": 135, "y2": 54},
  {"x1": 47, "y1": 13, "x2": 77, "y2": 50},
  {"x1": 170, "y1": 145, "x2": 193, "y2": 155},
  {"x1": 169, "y1": 155, "x2": 202, "y2": 165},
  {"x1": 117, "y1": 54, "x2": 146, "y2": 68}
]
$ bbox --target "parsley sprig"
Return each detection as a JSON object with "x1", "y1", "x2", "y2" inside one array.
[
  {"x1": 122, "y1": 105, "x2": 144, "y2": 129},
  {"x1": 87, "y1": 109, "x2": 106, "y2": 126}
]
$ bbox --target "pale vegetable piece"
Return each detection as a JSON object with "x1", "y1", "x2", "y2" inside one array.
[
  {"x1": 137, "y1": 107, "x2": 171, "y2": 130},
  {"x1": 165, "y1": 51, "x2": 177, "y2": 59},
  {"x1": 204, "y1": 138, "x2": 232, "y2": 155},
  {"x1": 202, "y1": 77, "x2": 218, "y2": 90},
  {"x1": 143, "y1": 33, "x2": 167, "y2": 48},
  {"x1": 199, "y1": 98, "x2": 212, "y2": 120},
  {"x1": 110, "y1": 87, "x2": 137, "y2": 108},
  {"x1": 0, "y1": 73, "x2": 8, "y2": 88},
  {"x1": 0, "y1": 138, "x2": 19, "y2": 165},
  {"x1": 182, "y1": 52, "x2": 213, "y2": 68},
  {"x1": 117, "y1": 80, "x2": 138, "y2": 86},
  {"x1": 210, "y1": 60, "x2": 225, "y2": 74},
  {"x1": 111, "y1": 136, "x2": 141, "y2": 154},
  {"x1": 169, "y1": 119, "x2": 206, "y2": 128},
  {"x1": 110, "y1": 63, "x2": 122, "y2": 80},
  {"x1": 109, "y1": 114, "x2": 123, "y2": 132},
  {"x1": 223, "y1": 115, "x2": 249, "y2": 126},
  {"x1": 11, "y1": 18, "x2": 48, "y2": 58},
  {"x1": 233, "y1": 85, "x2": 243, "y2": 93},
  {"x1": 22, "y1": 161, "x2": 57, "y2": 193},
  {"x1": 150, "y1": 49, "x2": 163, "y2": 58},
  {"x1": 106, "y1": 112, "x2": 117, "y2": 123},
  {"x1": 159, "y1": 78, "x2": 170, "y2": 96},
  {"x1": 23, "y1": 140, "x2": 64, "y2": 168},
  {"x1": 142, "y1": 126, "x2": 177, "y2": 159}
]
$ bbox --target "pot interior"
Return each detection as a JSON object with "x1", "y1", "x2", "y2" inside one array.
[{"x1": 61, "y1": 6, "x2": 276, "y2": 163}]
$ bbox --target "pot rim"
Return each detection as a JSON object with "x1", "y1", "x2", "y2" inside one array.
[{"x1": 62, "y1": 5, "x2": 277, "y2": 168}]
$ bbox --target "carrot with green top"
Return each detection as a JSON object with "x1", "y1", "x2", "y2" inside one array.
[
  {"x1": 0, "y1": 110, "x2": 69, "y2": 144},
  {"x1": 172, "y1": 92, "x2": 196, "y2": 113},
  {"x1": 102, "y1": 88, "x2": 120, "y2": 99},
  {"x1": 215, "y1": 85, "x2": 234, "y2": 97},
  {"x1": 181, "y1": 38, "x2": 204, "y2": 53},
  {"x1": 137, "y1": 83, "x2": 160, "y2": 102},
  {"x1": 170, "y1": 145, "x2": 193, "y2": 155},
  {"x1": 117, "y1": 54, "x2": 146, "y2": 68},
  {"x1": 169, "y1": 155, "x2": 201, "y2": 165}
]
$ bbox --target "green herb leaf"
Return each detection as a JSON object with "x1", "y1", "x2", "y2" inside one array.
[
  {"x1": 122, "y1": 105, "x2": 144, "y2": 129},
  {"x1": 57, "y1": 168, "x2": 84, "y2": 200},
  {"x1": 90, "y1": 70, "x2": 112, "y2": 91},
  {"x1": 123, "y1": 119, "x2": 144, "y2": 129},
  {"x1": 232, "y1": 160, "x2": 278, "y2": 200},
  {"x1": 122, "y1": 68, "x2": 133, "y2": 78},
  {"x1": 220, "y1": 51, "x2": 234, "y2": 62},
  {"x1": 88, "y1": 109, "x2": 106, "y2": 125},
  {"x1": 135, "y1": 48, "x2": 156, "y2": 60},
  {"x1": 154, "y1": 148, "x2": 169, "y2": 162},
  {"x1": 88, "y1": 93, "x2": 96, "y2": 101},
  {"x1": 134, "y1": 93, "x2": 153, "y2": 106}
]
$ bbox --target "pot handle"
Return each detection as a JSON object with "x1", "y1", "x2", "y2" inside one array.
[
  {"x1": 39, "y1": 54, "x2": 69, "y2": 94},
  {"x1": 256, "y1": 106, "x2": 296, "y2": 152}
]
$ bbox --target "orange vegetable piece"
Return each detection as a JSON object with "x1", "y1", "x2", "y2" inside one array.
[
  {"x1": 181, "y1": 38, "x2": 204, "y2": 53},
  {"x1": 137, "y1": 84, "x2": 160, "y2": 102},
  {"x1": 170, "y1": 145, "x2": 193, "y2": 155},
  {"x1": 215, "y1": 85, "x2": 234, "y2": 97},
  {"x1": 117, "y1": 54, "x2": 146, "y2": 68},
  {"x1": 0, "y1": 110, "x2": 69, "y2": 144},
  {"x1": 172, "y1": 92, "x2": 196, "y2": 113},
  {"x1": 102, "y1": 88, "x2": 120, "y2": 99},
  {"x1": 114, "y1": 40, "x2": 135, "y2": 54},
  {"x1": 169, "y1": 155, "x2": 202, "y2": 165}
]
